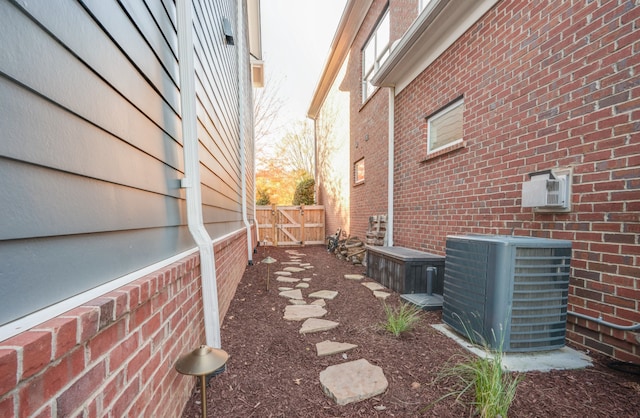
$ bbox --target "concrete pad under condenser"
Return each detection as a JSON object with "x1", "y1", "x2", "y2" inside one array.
[{"x1": 432, "y1": 324, "x2": 592, "y2": 372}]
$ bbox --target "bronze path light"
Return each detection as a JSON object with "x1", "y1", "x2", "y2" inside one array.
[
  {"x1": 262, "y1": 256, "x2": 277, "y2": 290},
  {"x1": 175, "y1": 345, "x2": 229, "y2": 417}
]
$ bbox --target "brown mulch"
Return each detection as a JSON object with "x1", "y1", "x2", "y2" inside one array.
[{"x1": 182, "y1": 245, "x2": 640, "y2": 417}]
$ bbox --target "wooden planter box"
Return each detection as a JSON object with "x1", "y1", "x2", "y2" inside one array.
[{"x1": 366, "y1": 246, "x2": 445, "y2": 294}]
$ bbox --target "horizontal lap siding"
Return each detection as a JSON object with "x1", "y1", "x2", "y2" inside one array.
[{"x1": 0, "y1": 0, "x2": 246, "y2": 327}]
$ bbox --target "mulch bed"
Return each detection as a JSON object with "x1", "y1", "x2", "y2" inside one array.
[{"x1": 182, "y1": 245, "x2": 640, "y2": 417}]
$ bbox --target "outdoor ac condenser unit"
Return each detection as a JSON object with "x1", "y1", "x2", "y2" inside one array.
[{"x1": 442, "y1": 234, "x2": 572, "y2": 352}]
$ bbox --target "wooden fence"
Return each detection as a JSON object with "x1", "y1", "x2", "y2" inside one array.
[{"x1": 256, "y1": 205, "x2": 325, "y2": 246}]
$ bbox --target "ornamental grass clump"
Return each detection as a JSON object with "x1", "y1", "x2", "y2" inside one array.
[
  {"x1": 380, "y1": 302, "x2": 422, "y2": 337},
  {"x1": 451, "y1": 350, "x2": 521, "y2": 418},
  {"x1": 426, "y1": 325, "x2": 522, "y2": 418}
]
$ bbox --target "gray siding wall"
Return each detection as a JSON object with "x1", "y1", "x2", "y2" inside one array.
[{"x1": 0, "y1": 0, "x2": 252, "y2": 327}]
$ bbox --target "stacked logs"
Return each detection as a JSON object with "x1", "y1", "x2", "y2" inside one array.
[{"x1": 332, "y1": 236, "x2": 366, "y2": 265}]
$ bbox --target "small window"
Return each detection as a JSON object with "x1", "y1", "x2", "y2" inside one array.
[
  {"x1": 354, "y1": 158, "x2": 365, "y2": 184},
  {"x1": 427, "y1": 98, "x2": 464, "y2": 153},
  {"x1": 362, "y1": 10, "x2": 390, "y2": 102}
]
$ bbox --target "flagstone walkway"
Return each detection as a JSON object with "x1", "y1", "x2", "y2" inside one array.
[{"x1": 272, "y1": 249, "x2": 389, "y2": 405}]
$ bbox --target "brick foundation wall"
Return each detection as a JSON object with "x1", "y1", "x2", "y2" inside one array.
[
  {"x1": 393, "y1": 0, "x2": 639, "y2": 362},
  {"x1": 0, "y1": 228, "x2": 251, "y2": 417}
]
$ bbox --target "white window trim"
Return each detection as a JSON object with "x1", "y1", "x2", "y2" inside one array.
[
  {"x1": 362, "y1": 10, "x2": 390, "y2": 102},
  {"x1": 419, "y1": 0, "x2": 433, "y2": 13},
  {"x1": 427, "y1": 98, "x2": 464, "y2": 154}
]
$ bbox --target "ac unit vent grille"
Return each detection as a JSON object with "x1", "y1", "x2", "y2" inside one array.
[{"x1": 443, "y1": 235, "x2": 572, "y2": 352}]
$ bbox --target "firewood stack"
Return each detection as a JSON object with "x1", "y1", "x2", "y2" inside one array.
[{"x1": 332, "y1": 236, "x2": 366, "y2": 265}]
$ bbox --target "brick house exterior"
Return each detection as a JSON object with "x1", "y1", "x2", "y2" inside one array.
[
  {"x1": 312, "y1": 0, "x2": 640, "y2": 363},
  {"x1": 309, "y1": 0, "x2": 420, "y2": 241}
]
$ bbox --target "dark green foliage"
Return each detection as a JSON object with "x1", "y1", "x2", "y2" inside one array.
[
  {"x1": 256, "y1": 187, "x2": 271, "y2": 205},
  {"x1": 292, "y1": 178, "x2": 315, "y2": 205}
]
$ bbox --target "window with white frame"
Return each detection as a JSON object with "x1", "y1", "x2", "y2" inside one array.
[
  {"x1": 362, "y1": 10, "x2": 390, "y2": 102},
  {"x1": 427, "y1": 98, "x2": 464, "y2": 153},
  {"x1": 354, "y1": 158, "x2": 365, "y2": 184}
]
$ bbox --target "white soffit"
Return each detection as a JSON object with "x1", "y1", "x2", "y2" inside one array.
[{"x1": 372, "y1": 0, "x2": 501, "y2": 95}]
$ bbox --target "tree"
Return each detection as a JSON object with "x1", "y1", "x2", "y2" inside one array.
[
  {"x1": 253, "y1": 76, "x2": 284, "y2": 169},
  {"x1": 275, "y1": 120, "x2": 315, "y2": 177},
  {"x1": 256, "y1": 187, "x2": 271, "y2": 205},
  {"x1": 292, "y1": 177, "x2": 315, "y2": 205}
]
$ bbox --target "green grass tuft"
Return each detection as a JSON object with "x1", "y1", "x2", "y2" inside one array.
[{"x1": 380, "y1": 302, "x2": 422, "y2": 337}]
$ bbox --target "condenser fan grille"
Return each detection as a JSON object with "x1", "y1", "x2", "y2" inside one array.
[{"x1": 442, "y1": 235, "x2": 572, "y2": 352}]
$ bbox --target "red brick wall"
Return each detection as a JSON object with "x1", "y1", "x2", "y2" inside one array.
[
  {"x1": 346, "y1": 0, "x2": 419, "y2": 239},
  {"x1": 393, "y1": 0, "x2": 640, "y2": 362},
  {"x1": 0, "y1": 229, "x2": 250, "y2": 417}
]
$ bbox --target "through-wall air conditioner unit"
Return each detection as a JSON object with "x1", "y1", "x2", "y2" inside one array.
[
  {"x1": 521, "y1": 169, "x2": 571, "y2": 211},
  {"x1": 442, "y1": 234, "x2": 572, "y2": 352}
]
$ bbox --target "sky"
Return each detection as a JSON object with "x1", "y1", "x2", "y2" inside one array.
[{"x1": 260, "y1": 0, "x2": 347, "y2": 127}]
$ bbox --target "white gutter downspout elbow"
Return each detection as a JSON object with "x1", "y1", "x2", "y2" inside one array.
[
  {"x1": 386, "y1": 87, "x2": 394, "y2": 247},
  {"x1": 237, "y1": 1, "x2": 254, "y2": 265},
  {"x1": 177, "y1": 0, "x2": 221, "y2": 348}
]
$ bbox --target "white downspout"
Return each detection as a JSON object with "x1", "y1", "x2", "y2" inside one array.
[
  {"x1": 386, "y1": 87, "x2": 394, "y2": 247},
  {"x1": 237, "y1": 0, "x2": 254, "y2": 265},
  {"x1": 177, "y1": 0, "x2": 221, "y2": 347}
]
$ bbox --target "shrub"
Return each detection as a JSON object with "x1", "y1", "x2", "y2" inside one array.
[
  {"x1": 292, "y1": 177, "x2": 315, "y2": 205},
  {"x1": 426, "y1": 324, "x2": 521, "y2": 417},
  {"x1": 256, "y1": 187, "x2": 271, "y2": 205}
]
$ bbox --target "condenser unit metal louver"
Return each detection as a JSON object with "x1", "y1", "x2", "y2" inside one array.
[{"x1": 442, "y1": 235, "x2": 572, "y2": 352}]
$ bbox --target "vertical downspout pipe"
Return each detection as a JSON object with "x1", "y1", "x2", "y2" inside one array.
[
  {"x1": 237, "y1": 0, "x2": 254, "y2": 265},
  {"x1": 386, "y1": 87, "x2": 394, "y2": 247},
  {"x1": 177, "y1": 0, "x2": 221, "y2": 348}
]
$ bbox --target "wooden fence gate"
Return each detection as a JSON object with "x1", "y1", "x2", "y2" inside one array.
[{"x1": 256, "y1": 205, "x2": 325, "y2": 246}]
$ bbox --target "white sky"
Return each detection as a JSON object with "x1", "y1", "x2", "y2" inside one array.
[{"x1": 260, "y1": 0, "x2": 347, "y2": 125}]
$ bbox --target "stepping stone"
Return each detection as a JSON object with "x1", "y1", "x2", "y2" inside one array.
[
  {"x1": 295, "y1": 283, "x2": 309, "y2": 289},
  {"x1": 300, "y1": 263, "x2": 311, "y2": 266},
  {"x1": 310, "y1": 299, "x2": 326, "y2": 307},
  {"x1": 344, "y1": 274, "x2": 364, "y2": 280},
  {"x1": 299, "y1": 318, "x2": 339, "y2": 334},
  {"x1": 309, "y1": 290, "x2": 338, "y2": 300},
  {"x1": 278, "y1": 287, "x2": 293, "y2": 291},
  {"x1": 276, "y1": 277, "x2": 301, "y2": 283},
  {"x1": 275, "y1": 271, "x2": 292, "y2": 276},
  {"x1": 284, "y1": 305, "x2": 327, "y2": 321},
  {"x1": 362, "y1": 282, "x2": 386, "y2": 291},
  {"x1": 304, "y1": 266, "x2": 314, "y2": 269},
  {"x1": 281, "y1": 261, "x2": 301, "y2": 265},
  {"x1": 284, "y1": 266, "x2": 305, "y2": 273},
  {"x1": 319, "y1": 359, "x2": 388, "y2": 406},
  {"x1": 316, "y1": 340, "x2": 358, "y2": 357},
  {"x1": 289, "y1": 299, "x2": 307, "y2": 305},
  {"x1": 279, "y1": 289, "x2": 303, "y2": 300},
  {"x1": 373, "y1": 291, "x2": 391, "y2": 300},
  {"x1": 302, "y1": 278, "x2": 312, "y2": 282}
]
